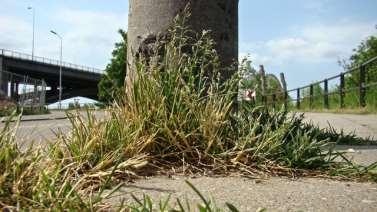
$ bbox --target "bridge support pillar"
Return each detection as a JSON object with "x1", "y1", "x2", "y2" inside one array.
[
  {"x1": 40, "y1": 80, "x2": 46, "y2": 106},
  {"x1": 0, "y1": 57, "x2": 9, "y2": 98},
  {"x1": 51, "y1": 85, "x2": 58, "y2": 96},
  {"x1": 15, "y1": 82, "x2": 19, "y2": 102},
  {"x1": 10, "y1": 81, "x2": 14, "y2": 98},
  {"x1": 33, "y1": 80, "x2": 38, "y2": 108},
  {"x1": 9, "y1": 74, "x2": 18, "y2": 101}
]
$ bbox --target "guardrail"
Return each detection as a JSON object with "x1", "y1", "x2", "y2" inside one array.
[
  {"x1": 0, "y1": 48, "x2": 104, "y2": 74},
  {"x1": 261, "y1": 56, "x2": 377, "y2": 110}
]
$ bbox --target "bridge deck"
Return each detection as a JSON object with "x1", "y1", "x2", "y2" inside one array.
[
  {"x1": 1, "y1": 48, "x2": 104, "y2": 103},
  {"x1": 1, "y1": 48, "x2": 103, "y2": 74}
]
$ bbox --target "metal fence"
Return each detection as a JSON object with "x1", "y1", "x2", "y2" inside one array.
[
  {"x1": 260, "y1": 56, "x2": 377, "y2": 110},
  {"x1": 0, "y1": 48, "x2": 103, "y2": 74},
  {"x1": 0, "y1": 70, "x2": 46, "y2": 108}
]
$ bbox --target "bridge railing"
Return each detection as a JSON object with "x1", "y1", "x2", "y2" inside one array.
[
  {"x1": 0, "y1": 48, "x2": 103, "y2": 74},
  {"x1": 259, "y1": 56, "x2": 377, "y2": 111}
]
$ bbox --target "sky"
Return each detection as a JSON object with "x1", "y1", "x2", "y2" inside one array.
[{"x1": 1, "y1": 0, "x2": 376, "y2": 92}]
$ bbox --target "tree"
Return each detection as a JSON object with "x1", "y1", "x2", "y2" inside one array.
[
  {"x1": 348, "y1": 36, "x2": 377, "y2": 66},
  {"x1": 340, "y1": 35, "x2": 377, "y2": 86},
  {"x1": 127, "y1": 0, "x2": 239, "y2": 88},
  {"x1": 98, "y1": 30, "x2": 127, "y2": 103}
]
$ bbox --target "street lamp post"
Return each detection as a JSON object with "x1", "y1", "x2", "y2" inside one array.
[
  {"x1": 27, "y1": 6, "x2": 35, "y2": 60},
  {"x1": 50, "y1": 30, "x2": 63, "y2": 109}
]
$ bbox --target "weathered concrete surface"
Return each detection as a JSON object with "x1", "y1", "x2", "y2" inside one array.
[
  {"x1": 303, "y1": 112, "x2": 377, "y2": 140},
  {"x1": 108, "y1": 176, "x2": 377, "y2": 211},
  {"x1": 12, "y1": 118, "x2": 71, "y2": 148},
  {"x1": 127, "y1": 0, "x2": 239, "y2": 85}
]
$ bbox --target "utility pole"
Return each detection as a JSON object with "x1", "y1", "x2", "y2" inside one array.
[
  {"x1": 27, "y1": 6, "x2": 35, "y2": 60},
  {"x1": 50, "y1": 30, "x2": 63, "y2": 109}
]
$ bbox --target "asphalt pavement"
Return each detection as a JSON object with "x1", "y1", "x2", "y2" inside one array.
[
  {"x1": 303, "y1": 112, "x2": 377, "y2": 140},
  {"x1": 0, "y1": 110, "x2": 104, "y2": 148}
]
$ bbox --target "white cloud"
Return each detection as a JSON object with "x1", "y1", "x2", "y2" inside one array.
[
  {"x1": 0, "y1": 16, "x2": 31, "y2": 51},
  {"x1": 239, "y1": 52, "x2": 272, "y2": 66},
  {"x1": 49, "y1": 8, "x2": 127, "y2": 68},
  {"x1": 241, "y1": 21, "x2": 377, "y2": 66},
  {"x1": 0, "y1": 8, "x2": 127, "y2": 69}
]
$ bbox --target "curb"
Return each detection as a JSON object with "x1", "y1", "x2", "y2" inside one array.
[{"x1": 1, "y1": 116, "x2": 69, "y2": 123}]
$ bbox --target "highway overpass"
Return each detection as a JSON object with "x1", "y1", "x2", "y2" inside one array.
[{"x1": 0, "y1": 48, "x2": 104, "y2": 104}]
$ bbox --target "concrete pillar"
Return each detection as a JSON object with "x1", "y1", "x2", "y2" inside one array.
[
  {"x1": 127, "y1": 0, "x2": 239, "y2": 86},
  {"x1": 40, "y1": 80, "x2": 46, "y2": 106},
  {"x1": 0, "y1": 57, "x2": 4, "y2": 98},
  {"x1": 10, "y1": 80, "x2": 15, "y2": 98},
  {"x1": 15, "y1": 82, "x2": 19, "y2": 102},
  {"x1": 33, "y1": 80, "x2": 38, "y2": 108},
  {"x1": 0, "y1": 57, "x2": 9, "y2": 99},
  {"x1": 52, "y1": 85, "x2": 58, "y2": 95}
]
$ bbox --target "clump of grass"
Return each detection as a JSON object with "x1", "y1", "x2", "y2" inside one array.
[
  {"x1": 0, "y1": 114, "x2": 237, "y2": 210},
  {"x1": 55, "y1": 11, "x2": 376, "y2": 179},
  {"x1": 0, "y1": 114, "x2": 41, "y2": 208},
  {"x1": 49, "y1": 110, "x2": 148, "y2": 179},
  {"x1": 0, "y1": 113, "x2": 127, "y2": 210}
]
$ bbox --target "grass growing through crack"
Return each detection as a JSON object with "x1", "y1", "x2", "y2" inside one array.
[
  {"x1": 0, "y1": 115, "x2": 234, "y2": 211},
  {"x1": 0, "y1": 113, "x2": 118, "y2": 210},
  {"x1": 127, "y1": 180, "x2": 240, "y2": 212},
  {"x1": 1, "y1": 11, "x2": 377, "y2": 210}
]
